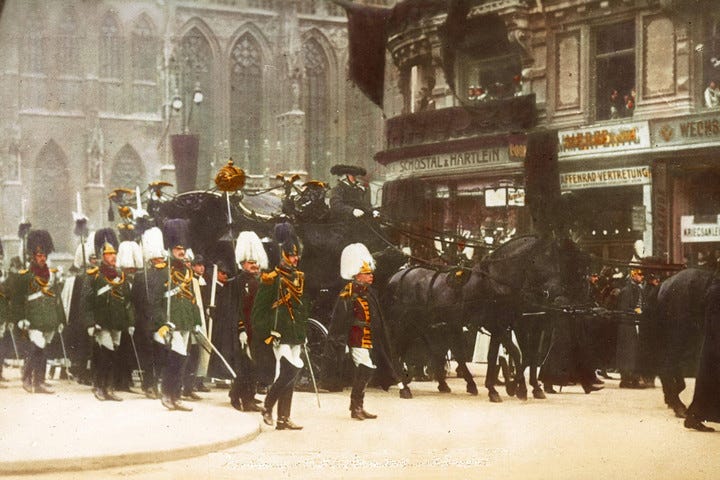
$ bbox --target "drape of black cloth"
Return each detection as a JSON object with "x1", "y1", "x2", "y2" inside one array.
[
  {"x1": 207, "y1": 279, "x2": 241, "y2": 380},
  {"x1": 687, "y1": 278, "x2": 720, "y2": 422},
  {"x1": 539, "y1": 312, "x2": 596, "y2": 387}
]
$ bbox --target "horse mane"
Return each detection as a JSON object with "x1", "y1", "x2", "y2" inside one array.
[{"x1": 486, "y1": 234, "x2": 540, "y2": 261}]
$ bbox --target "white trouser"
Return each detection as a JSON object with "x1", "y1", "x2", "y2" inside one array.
[
  {"x1": 95, "y1": 329, "x2": 122, "y2": 350},
  {"x1": 28, "y1": 329, "x2": 55, "y2": 349},
  {"x1": 153, "y1": 330, "x2": 190, "y2": 356},
  {"x1": 351, "y1": 347, "x2": 376, "y2": 369},
  {"x1": 273, "y1": 343, "x2": 304, "y2": 380}
]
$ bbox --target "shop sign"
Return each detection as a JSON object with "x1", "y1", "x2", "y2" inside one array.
[
  {"x1": 560, "y1": 166, "x2": 651, "y2": 190},
  {"x1": 385, "y1": 147, "x2": 517, "y2": 178},
  {"x1": 652, "y1": 112, "x2": 720, "y2": 148},
  {"x1": 558, "y1": 121, "x2": 651, "y2": 158},
  {"x1": 631, "y1": 205, "x2": 646, "y2": 231},
  {"x1": 681, "y1": 215, "x2": 720, "y2": 243}
]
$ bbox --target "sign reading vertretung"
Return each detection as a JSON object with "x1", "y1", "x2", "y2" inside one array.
[{"x1": 560, "y1": 166, "x2": 651, "y2": 190}]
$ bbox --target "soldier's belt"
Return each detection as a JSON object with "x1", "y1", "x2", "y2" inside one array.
[
  {"x1": 97, "y1": 285, "x2": 112, "y2": 296},
  {"x1": 164, "y1": 286, "x2": 181, "y2": 298},
  {"x1": 27, "y1": 291, "x2": 44, "y2": 302}
]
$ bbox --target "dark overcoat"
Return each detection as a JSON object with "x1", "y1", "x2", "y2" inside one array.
[{"x1": 687, "y1": 278, "x2": 720, "y2": 422}]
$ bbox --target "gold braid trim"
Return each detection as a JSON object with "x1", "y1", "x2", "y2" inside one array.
[
  {"x1": 355, "y1": 295, "x2": 372, "y2": 348},
  {"x1": 33, "y1": 276, "x2": 55, "y2": 298},
  {"x1": 103, "y1": 272, "x2": 127, "y2": 300},
  {"x1": 271, "y1": 269, "x2": 304, "y2": 321},
  {"x1": 169, "y1": 268, "x2": 196, "y2": 304}
]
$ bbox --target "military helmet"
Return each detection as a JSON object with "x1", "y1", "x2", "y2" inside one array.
[{"x1": 340, "y1": 243, "x2": 375, "y2": 280}]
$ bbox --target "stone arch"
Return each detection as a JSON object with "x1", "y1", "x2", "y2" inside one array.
[
  {"x1": 31, "y1": 140, "x2": 72, "y2": 252},
  {"x1": 177, "y1": 17, "x2": 222, "y2": 62},
  {"x1": 110, "y1": 144, "x2": 146, "y2": 191}
]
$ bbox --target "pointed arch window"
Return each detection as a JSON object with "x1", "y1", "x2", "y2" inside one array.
[
  {"x1": 22, "y1": 9, "x2": 45, "y2": 75},
  {"x1": 100, "y1": 13, "x2": 123, "y2": 79},
  {"x1": 303, "y1": 39, "x2": 330, "y2": 179},
  {"x1": 110, "y1": 144, "x2": 146, "y2": 190},
  {"x1": 131, "y1": 16, "x2": 156, "y2": 82},
  {"x1": 230, "y1": 34, "x2": 264, "y2": 173},
  {"x1": 57, "y1": 6, "x2": 81, "y2": 77}
]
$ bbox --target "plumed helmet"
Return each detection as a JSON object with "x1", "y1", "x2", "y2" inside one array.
[
  {"x1": 162, "y1": 218, "x2": 190, "y2": 251},
  {"x1": 141, "y1": 227, "x2": 165, "y2": 260},
  {"x1": 117, "y1": 241, "x2": 144, "y2": 270},
  {"x1": 340, "y1": 242, "x2": 375, "y2": 280},
  {"x1": 330, "y1": 164, "x2": 367, "y2": 177},
  {"x1": 73, "y1": 230, "x2": 95, "y2": 269},
  {"x1": 209, "y1": 241, "x2": 238, "y2": 276},
  {"x1": 94, "y1": 228, "x2": 119, "y2": 257},
  {"x1": 27, "y1": 230, "x2": 54, "y2": 256},
  {"x1": 235, "y1": 231, "x2": 269, "y2": 270},
  {"x1": 273, "y1": 222, "x2": 301, "y2": 262}
]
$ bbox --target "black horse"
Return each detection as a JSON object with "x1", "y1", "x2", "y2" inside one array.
[
  {"x1": 656, "y1": 267, "x2": 712, "y2": 418},
  {"x1": 384, "y1": 234, "x2": 581, "y2": 402}
]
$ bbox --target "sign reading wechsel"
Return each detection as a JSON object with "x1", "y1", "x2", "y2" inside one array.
[
  {"x1": 558, "y1": 121, "x2": 651, "y2": 158},
  {"x1": 386, "y1": 147, "x2": 516, "y2": 178},
  {"x1": 681, "y1": 215, "x2": 720, "y2": 243},
  {"x1": 560, "y1": 166, "x2": 651, "y2": 190}
]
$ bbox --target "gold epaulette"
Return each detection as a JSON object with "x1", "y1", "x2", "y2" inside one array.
[
  {"x1": 153, "y1": 262, "x2": 167, "y2": 269},
  {"x1": 260, "y1": 270, "x2": 278, "y2": 285},
  {"x1": 18, "y1": 269, "x2": 28, "y2": 275},
  {"x1": 86, "y1": 266, "x2": 99, "y2": 276},
  {"x1": 339, "y1": 282, "x2": 353, "y2": 299},
  {"x1": 50, "y1": 268, "x2": 58, "y2": 273}
]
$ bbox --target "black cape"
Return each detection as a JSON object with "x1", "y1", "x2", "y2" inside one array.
[{"x1": 687, "y1": 278, "x2": 720, "y2": 422}]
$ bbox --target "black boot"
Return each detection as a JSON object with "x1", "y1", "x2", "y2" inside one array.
[
  {"x1": 264, "y1": 358, "x2": 300, "y2": 418},
  {"x1": 684, "y1": 413, "x2": 715, "y2": 432},
  {"x1": 351, "y1": 365, "x2": 377, "y2": 419},
  {"x1": 276, "y1": 387, "x2": 301, "y2": 429}
]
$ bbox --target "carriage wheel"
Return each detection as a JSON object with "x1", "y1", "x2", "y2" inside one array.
[{"x1": 295, "y1": 318, "x2": 328, "y2": 393}]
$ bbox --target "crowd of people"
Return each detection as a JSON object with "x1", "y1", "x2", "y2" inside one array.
[{"x1": 0, "y1": 164, "x2": 719, "y2": 433}]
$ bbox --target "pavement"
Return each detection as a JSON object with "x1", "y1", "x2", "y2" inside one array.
[{"x1": 0, "y1": 365, "x2": 262, "y2": 476}]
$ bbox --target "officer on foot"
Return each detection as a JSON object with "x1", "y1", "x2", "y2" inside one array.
[
  {"x1": 253, "y1": 223, "x2": 307, "y2": 430},
  {"x1": 13, "y1": 230, "x2": 65, "y2": 394}
]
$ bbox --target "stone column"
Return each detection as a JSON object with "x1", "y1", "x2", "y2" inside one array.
[{"x1": 277, "y1": 109, "x2": 306, "y2": 179}]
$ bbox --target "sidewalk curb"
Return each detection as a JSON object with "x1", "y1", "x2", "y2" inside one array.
[{"x1": 0, "y1": 422, "x2": 261, "y2": 476}]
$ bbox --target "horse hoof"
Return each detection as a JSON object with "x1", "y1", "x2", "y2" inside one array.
[
  {"x1": 399, "y1": 387, "x2": 413, "y2": 399},
  {"x1": 532, "y1": 388, "x2": 546, "y2": 400},
  {"x1": 489, "y1": 392, "x2": 502, "y2": 403},
  {"x1": 506, "y1": 383, "x2": 517, "y2": 397},
  {"x1": 438, "y1": 382, "x2": 451, "y2": 393},
  {"x1": 517, "y1": 390, "x2": 528, "y2": 401},
  {"x1": 673, "y1": 404, "x2": 688, "y2": 418},
  {"x1": 467, "y1": 384, "x2": 479, "y2": 396}
]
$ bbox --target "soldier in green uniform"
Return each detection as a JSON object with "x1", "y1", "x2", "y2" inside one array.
[
  {"x1": 13, "y1": 230, "x2": 65, "y2": 394},
  {"x1": 155, "y1": 219, "x2": 201, "y2": 412},
  {"x1": 253, "y1": 223, "x2": 308, "y2": 430},
  {"x1": 85, "y1": 228, "x2": 134, "y2": 401}
]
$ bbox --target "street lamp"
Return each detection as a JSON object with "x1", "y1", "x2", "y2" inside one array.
[{"x1": 171, "y1": 81, "x2": 203, "y2": 134}]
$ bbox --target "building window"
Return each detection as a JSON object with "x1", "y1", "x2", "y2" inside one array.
[
  {"x1": 99, "y1": 13, "x2": 123, "y2": 79},
  {"x1": 230, "y1": 34, "x2": 264, "y2": 173},
  {"x1": 131, "y1": 15, "x2": 156, "y2": 81},
  {"x1": 22, "y1": 9, "x2": 45, "y2": 75},
  {"x1": 595, "y1": 20, "x2": 636, "y2": 121},
  {"x1": 57, "y1": 6, "x2": 81, "y2": 77},
  {"x1": 702, "y1": 18, "x2": 720, "y2": 108},
  {"x1": 303, "y1": 39, "x2": 330, "y2": 179}
]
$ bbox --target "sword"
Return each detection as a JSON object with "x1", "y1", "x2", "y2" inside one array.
[
  {"x1": 194, "y1": 328, "x2": 236, "y2": 379},
  {"x1": 302, "y1": 343, "x2": 321, "y2": 408},
  {"x1": 129, "y1": 332, "x2": 144, "y2": 384},
  {"x1": 57, "y1": 329, "x2": 74, "y2": 380},
  {"x1": 8, "y1": 323, "x2": 20, "y2": 363}
]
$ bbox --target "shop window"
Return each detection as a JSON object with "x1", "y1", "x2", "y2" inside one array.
[
  {"x1": 594, "y1": 20, "x2": 636, "y2": 121},
  {"x1": 701, "y1": 18, "x2": 720, "y2": 109},
  {"x1": 400, "y1": 62, "x2": 434, "y2": 114}
]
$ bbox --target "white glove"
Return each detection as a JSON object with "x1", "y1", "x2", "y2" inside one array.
[
  {"x1": 17, "y1": 319, "x2": 30, "y2": 330},
  {"x1": 352, "y1": 208, "x2": 365, "y2": 218},
  {"x1": 345, "y1": 345, "x2": 349, "y2": 354},
  {"x1": 372, "y1": 209, "x2": 380, "y2": 218},
  {"x1": 194, "y1": 324, "x2": 202, "y2": 333},
  {"x1": 57, "y1": 324, "x2": 64, "y2": 334},
  {"x1": 87, "y1": 326, "x2": 95, "y2": 337},
  {"x1": 239, "y1": 331, "x2": 248, "y2": 348},
  {"x1": 128, "y1": 326, "x2": 135, "y2": 336}
]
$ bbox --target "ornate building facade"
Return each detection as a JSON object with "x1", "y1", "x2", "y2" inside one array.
[{"x1": 0, "y1": 0, "x2": 390, "y2": 258}]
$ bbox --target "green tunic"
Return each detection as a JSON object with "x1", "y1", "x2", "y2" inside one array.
[
  {"x1": 85, "y1": 265, "x2": 135, "y2": 331},
  {"x1": 155, "y1": 262, "x2": 201, "y2": 332},
  {"x1": 251, "y1": 267, "x2": 308, "y2": 346},
  {"x1": 11, "y1": 267, "x2": 65, "y2": 332}
]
